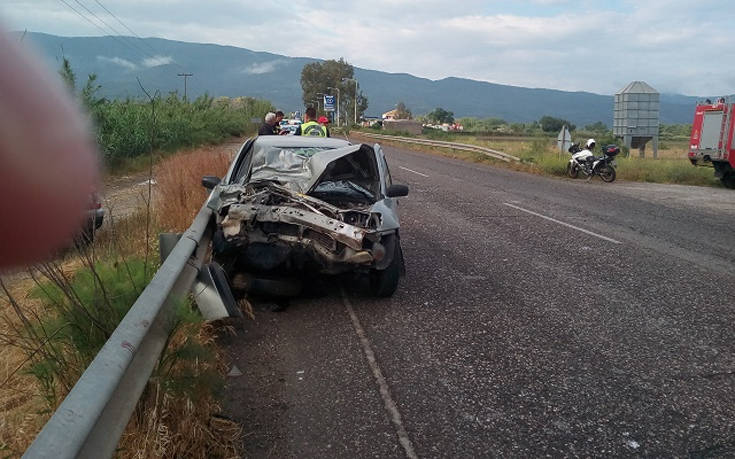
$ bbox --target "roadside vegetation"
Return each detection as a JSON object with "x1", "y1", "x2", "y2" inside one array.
[
  {"x1": 0, "y1": 143, "x2": 241, "y2": 456},
  {"x1": 0, "y1": 62, "x2": 252, "y2": 456},
  {"x1": 59, "y1": 58, "x2": 272, "y2": 171},
  {"x1": 355, "y1": 115, "x2": 719, "y2": 187}
]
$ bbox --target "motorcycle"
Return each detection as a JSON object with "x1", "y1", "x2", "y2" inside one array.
[{"x1": 566, "y1": 143, "x2": 619, "y2": 182}]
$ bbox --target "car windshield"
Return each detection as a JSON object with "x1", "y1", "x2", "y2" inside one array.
[{"x1": 248, "y1": 145, "x2": 334, "y2": 189}]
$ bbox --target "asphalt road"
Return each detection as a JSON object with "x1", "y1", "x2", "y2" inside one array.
[{"x1": 222, "y1": 143, "x2": 735, "y2": 458}]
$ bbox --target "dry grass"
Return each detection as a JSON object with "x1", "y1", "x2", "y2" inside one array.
[
  {"x1": 354, "y1": 133, "x2": 721, "y2": 187},
  {"x1": 0, "y1": 141, "x2": 243, "y2": 457},
  {"x1": 155, "y1": 144, "x2": 235, "y2": 232},
  {"x1": 117, "y1": 321, "x2": 241, "y2": 458},
  {"x1": 0, "y1": 274, "x2": 50, "y2": 455},
  {"x1": 0, "y1": 211, "x2": 156, "y2": 455}
]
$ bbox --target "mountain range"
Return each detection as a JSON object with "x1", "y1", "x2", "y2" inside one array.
[{"x1": 21, "y1": 32, "x2": 699, "y2": 125}]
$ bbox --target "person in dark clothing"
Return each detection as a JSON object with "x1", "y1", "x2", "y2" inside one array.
[
  {"x1": 274, "y1": 110, "x2": 285, "y2": 134},
  {"x1": 294, "y1": 107, "x2": 329, "y2": 137},
  {"x1": 258, "y1": 112, "x2": 277, "y2": 136}
]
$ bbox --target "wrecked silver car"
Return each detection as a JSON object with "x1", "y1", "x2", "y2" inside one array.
[{"x1": 203, "y1": 136, "x2": 409, "y2": 297}]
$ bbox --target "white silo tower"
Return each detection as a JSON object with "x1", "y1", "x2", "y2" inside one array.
[{"x1": 613, "y1": 81, "x2": 660, "y2": 158}]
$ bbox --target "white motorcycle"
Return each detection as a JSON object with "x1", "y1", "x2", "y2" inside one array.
[{"x1": 567, "y1": 143, "x2": 619, "y2": 182}]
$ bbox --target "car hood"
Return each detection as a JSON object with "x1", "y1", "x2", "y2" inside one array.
[{"x1": 249, "y1": 144, "x2": 364, "y2": 194}]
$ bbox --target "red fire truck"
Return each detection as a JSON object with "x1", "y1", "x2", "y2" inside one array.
[{"x1": 688, "y1": 98, "x2": 735, "y2": 188}]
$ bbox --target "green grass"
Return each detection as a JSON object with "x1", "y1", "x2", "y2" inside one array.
[
  {"x1": 93, "y1": 94, "x2": 273, "y2": 169},
  {"x1": 20, "y1": 258, "x2": 154, "y2": 405},
  {"x1": 5, "y1": 253, "x2": 224, "y2": 413},
  {"x1": 615, "y1": 157, "x2": 716, "y2": 186},
  {"x1": 355, "y1": 131, "x2": 721, "y2": 187},
  {"x1": 61, "y1": 60, "x2": 273, "y2": 171}
]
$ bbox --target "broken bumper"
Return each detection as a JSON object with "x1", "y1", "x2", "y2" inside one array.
[{"x1": 217, "y1": 204, "x2": 389, "y2": 273}]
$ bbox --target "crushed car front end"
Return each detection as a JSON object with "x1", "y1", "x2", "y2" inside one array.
[{"x1": 211, "y1": 141, "x2": 400, "y2": 276}]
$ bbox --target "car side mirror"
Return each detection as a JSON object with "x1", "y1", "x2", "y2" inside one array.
[
  {"x1": 202, "y1": 176, "x2": 221, "y2": 190},
  {"x1": 386, "y1": 184, "x2": 409, "y2": 198}
]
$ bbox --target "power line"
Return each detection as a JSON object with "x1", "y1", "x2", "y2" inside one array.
[
  {"x1": 56, "y1": 0, "x2": 144, "y2": 59},
  {"x1": 72, "y1": 0, "x2": 161, "y2": 62},
  {"x1": 56, "y1": 0, "x2": 191, "y2": 95},
  {"x1": 90, "y1": 0, "x2": 187, "y2": 72},
  {"x1": 73, "y1": 0, "x2": 126, "y2": 40},
  {"x1": 92, "y1": 0, "x2": 159, "y2": 56}
]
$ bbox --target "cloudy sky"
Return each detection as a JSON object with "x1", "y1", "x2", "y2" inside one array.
[{"x1": 1, "y1": 0, "x2": 731, "y2": 95}]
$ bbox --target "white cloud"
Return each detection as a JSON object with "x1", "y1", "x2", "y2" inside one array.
[
  {"x1": 3, "y1": 0, "x2": 735, "y2": 95},
  {"x1": 96, "y1": 55, "x2": 137, "y2": 70},
  {"x1": 242, "y1": 60, "x2": 284, "y2": 75},
  {"x1": 141, "y1": 55, "x2": 174, "y2": 67}
]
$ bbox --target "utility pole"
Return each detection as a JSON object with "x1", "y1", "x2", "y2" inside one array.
[
  {"x1": 328, "y1": 86, "x2": 340, "y2": 127},
  {"x1": 342, "y1": 77, "x2": 359, "y2": 125},
  {"x1": 316, "y1": 92, "x2": 326, "y2": 115},
  {"x1": 177, "y1": 73, "x2": 193, "y2": 100}
]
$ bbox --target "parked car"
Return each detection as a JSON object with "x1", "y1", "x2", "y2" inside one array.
[
  {"x1": 279, "y1": 124, "x2": 299, "y2": 135},
  {"x1": 80, "y1": 192, "x2": 104, "y2": 242},
  {"x1": 203, "y1": 136, "x2": 409, "y2": 297}
]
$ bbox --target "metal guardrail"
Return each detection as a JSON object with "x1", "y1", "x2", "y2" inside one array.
[
  {"x1": 357, "y1": 131, "x2": 521, "y2": 163},
  {"x1": 24, "y1": 203, "x2": 214, "y2": 459}
]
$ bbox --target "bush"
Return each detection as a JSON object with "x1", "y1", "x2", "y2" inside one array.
[
  {"x1": 1, "y1": 253, "x2": 237, "y2": 456},
  {"x1": 93, "y1": 94, "x2": 273, "y2": 167},
  {"x1": 60, "y1": 59, "x2": 273, "y2": 169}
]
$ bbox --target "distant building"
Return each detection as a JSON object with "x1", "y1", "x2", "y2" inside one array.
[
  {"x1": 361, "y1": 116, "x2": 382, "y2": 127},
  {"x1": 382, "y1": 109, "x2": 399, "y2": 120}
]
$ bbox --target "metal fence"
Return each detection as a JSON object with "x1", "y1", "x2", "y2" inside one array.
[
  {"x1": 23, "y1": 203, "x2": 214, "y2": 459},
  {"x1": 357, "y1": 132, "x2": 521, "y2": 163}
]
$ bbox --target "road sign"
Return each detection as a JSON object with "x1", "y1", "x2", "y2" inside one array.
[
  {"x1": 557, "y1": 125, "x2": 572, "y2": 155},
  {"x1": 324, "y1": 95, "x2": 335, "y2": 112}
]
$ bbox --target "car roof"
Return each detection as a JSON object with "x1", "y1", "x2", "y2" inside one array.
[{"x1": 251, "y1": 136, "x2": 350, "y2": 149}]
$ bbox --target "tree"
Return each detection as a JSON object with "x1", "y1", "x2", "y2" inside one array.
[
  {"x1": 59, "y1": 57, "x2": 76, "y2": 92},
  {"x1": 539, "y1": 115, "x2": 575, "y2": 133},
  {"x1": 395, "y1": 101, "x2": 412, "y2": 119},
  {"x1": 426, "y1": 107, "x2": 454, "y2": 124},
  {"x1": 300, "y1": 58, "x2": 368, "y2": 124},
  {"x1": 58, "y1": 57, "x2": 106, "y2": 117},
  {"x1": 584, "y1": 121, "x2": 608, "y2": 132}
]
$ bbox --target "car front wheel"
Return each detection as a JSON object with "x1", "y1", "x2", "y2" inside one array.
[{"x1": 369, "y1": 240, "x2": 403, "y2": 297}]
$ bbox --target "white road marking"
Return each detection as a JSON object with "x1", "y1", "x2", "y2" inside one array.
[
  {"x1": 399, "y1": 166, "x2": 429, "y2": 178},
  {"x1": 503, "y1": 202, "x2": 622, "y2": 244},
  {"x1": 341, "y1": 290, "x2": 419, "y2": 459}
]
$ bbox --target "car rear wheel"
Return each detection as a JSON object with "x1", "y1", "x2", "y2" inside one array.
[{"x1": 369, "y1": 240, "x2": 403, "y2": 297}]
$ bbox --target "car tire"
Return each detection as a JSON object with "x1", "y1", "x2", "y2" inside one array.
[{"x1": 369, "y1": 240, "x2": 402, "y2": 297}]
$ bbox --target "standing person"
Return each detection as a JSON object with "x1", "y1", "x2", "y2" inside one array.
[
  {"x1": 274, "y1": 110, "x2": 285, "y2": 134},
  {"x1": 258, "y1": 112, "x2": 277, "y2": 136},
  {"x1": 295, "y1": 107, "x2": 329, "y2": 137}
]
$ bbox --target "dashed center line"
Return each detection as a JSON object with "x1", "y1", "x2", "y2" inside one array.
[
  {"x1": 341, "y1": 290, "x2": 419, "y2": 459},
  {"x1": 503, "y1": 202, "x2": 622, "y2": 244},
  {"x1": 399, "y1": 166, "x2": 429, "y2": 178}
]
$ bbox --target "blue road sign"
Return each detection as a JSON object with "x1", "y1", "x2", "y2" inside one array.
[{"x1": 324, "y1": 95, "x2": 336, "y2": 112}]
